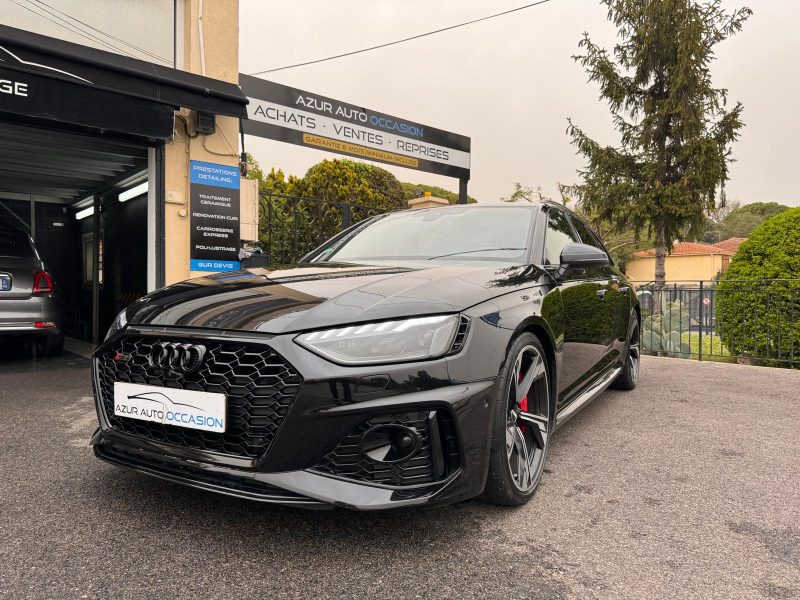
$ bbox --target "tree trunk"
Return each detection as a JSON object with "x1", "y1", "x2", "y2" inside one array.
[
  {"x1": 654, "y1": 219, "x2": 667, "y2": 289},
  {"x1": 653, "y1": 219, "x2": 668, "y2": 354}
]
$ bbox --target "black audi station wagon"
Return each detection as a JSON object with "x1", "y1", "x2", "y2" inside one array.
[{"x1": 91, "y1": 203, "x2": 640, "y2": 510}]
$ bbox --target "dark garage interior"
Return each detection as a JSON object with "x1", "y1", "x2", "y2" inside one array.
[{"x1": 0, "y1": 119, "x2": 151, "y2": 346}]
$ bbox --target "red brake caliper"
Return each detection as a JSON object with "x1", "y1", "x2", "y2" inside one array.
[{"x1": 518, "y1": 371, "x2": 528, "y2": 432}]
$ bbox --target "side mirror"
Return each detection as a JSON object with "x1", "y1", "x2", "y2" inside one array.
[{"x1": 559, "y1": 243, "x2": 609, "y2": 271}]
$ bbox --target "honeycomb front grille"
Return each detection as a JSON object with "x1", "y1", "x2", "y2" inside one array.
[{"x1": 95, "y1": 336, "x2": 302, "y2": 459}]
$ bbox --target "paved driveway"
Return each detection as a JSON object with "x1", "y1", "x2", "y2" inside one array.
[{"x1": 0, "y1": 354, "x2": 798, "y2": 599}]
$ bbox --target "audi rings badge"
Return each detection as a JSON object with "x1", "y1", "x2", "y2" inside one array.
[{"x1": 149, "y1": 342, "x2": 207, "y2": 374}]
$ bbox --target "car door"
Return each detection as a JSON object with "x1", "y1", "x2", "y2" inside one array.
[
  {"x1": 568, "y1": 216, "x2": 631, "y2": 369},
  {"x1": 540, "y1": 207, "x2": 606, "y2": 406}
]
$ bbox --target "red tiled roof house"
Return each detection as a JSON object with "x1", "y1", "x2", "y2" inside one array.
[{"x1": 625, "y1": 240, "x2": 740, "y2": 282}]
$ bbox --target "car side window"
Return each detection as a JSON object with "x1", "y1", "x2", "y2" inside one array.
[
  {"x1": 542, "y1": 209, "x2": 580, "y2": 265},
  {"x1": 569, "y1": 216, "x2": 615, "y2": 267},
  {"x1": 569, "y1": 217, "x2": 606, "y2": 252},
  {"x1": 0, "y1": 228, "x2": 35, "y2": 258}
]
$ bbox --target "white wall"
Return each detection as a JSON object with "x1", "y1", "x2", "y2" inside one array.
[{"x1": 0, "y1": 0, "x2": 175, "y2": 66}]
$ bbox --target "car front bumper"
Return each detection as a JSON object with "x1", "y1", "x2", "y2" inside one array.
[{"x1": 90, "y1": 325, "x2": 501, "y2": 510}]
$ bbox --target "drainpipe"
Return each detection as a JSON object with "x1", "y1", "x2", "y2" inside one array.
[{"x1": 198, "y1": 0, "x2": 206, "y2": 76}]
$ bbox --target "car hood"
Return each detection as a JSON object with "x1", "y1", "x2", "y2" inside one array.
[{"x1": 126, "y1": 262, "x2": 546, "y2": 334}]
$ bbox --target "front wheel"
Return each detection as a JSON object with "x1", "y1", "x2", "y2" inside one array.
[
  {"x1": 482, "y1": 333, "x2": 552, "y2": 507},
  {"x1": 611, "y1": 313, "x2": 640, "y2": 390}
]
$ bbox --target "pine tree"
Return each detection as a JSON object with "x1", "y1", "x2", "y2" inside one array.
[{"x1": 566, "y1": 0, "x2": 751, "y2": 286}]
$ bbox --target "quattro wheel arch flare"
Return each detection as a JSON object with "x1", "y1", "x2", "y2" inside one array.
[{"x1": 509, "y1": 319, "x2": 558, "y2": 405}]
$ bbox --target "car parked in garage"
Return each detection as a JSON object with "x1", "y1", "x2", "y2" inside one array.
[
  {"x1": 90, "y1": 203, "x2": 640, "y2": 510},
  {"x1": 0, "y1": 224, "x2": 64, "y2": 356}
]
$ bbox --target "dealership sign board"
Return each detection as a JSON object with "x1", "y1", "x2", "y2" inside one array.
[
  {"x1": 189, "y1": 160, "x2": 241, "y2": 272},
  {"x1": 240, "y1": 74, "x2": 471, "y2": 180}
]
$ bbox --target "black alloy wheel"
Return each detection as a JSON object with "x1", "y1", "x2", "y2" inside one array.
[
  {"x1": 483, "y1": 333, "x2": 551, "y2": 506},
  {"x1": 612, "y1": 313, "x2": 640, "y2": 390}
]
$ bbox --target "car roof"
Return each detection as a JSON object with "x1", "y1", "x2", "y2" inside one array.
[
  {"x1": 393, "y1": 200, "x2": 585, "y2": 218},
  {"x1": 408, "y1": 202, "x2": 543, "y2": 209},
  {"x1": 391, "y1": 202, "x2": 545, "y2": 215}
]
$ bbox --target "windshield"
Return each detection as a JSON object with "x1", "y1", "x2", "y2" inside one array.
[
  {"x1": 0, "y1": 228, "x2": 34, "y2": 258},
  {"x1": 307, "y1": 207, "x2": 534, "y2": 265}
]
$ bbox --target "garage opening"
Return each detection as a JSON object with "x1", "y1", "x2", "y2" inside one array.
[
  {"x1": 0, "y1": 119, "x2": 155, "y2": 348},
  {"x1": 0, "y1": 23, "x2": 248, "y2": 358}
]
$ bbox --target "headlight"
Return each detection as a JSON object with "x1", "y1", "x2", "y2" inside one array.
[
  {"x1": 105, "y1": 308, "x2": 128, "y2": 341},
  {"x1": 295, "y1": 315, "x2": 460, "y2": 365}
]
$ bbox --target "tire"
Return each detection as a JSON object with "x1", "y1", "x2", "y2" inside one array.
[
  {"x1": 482, "y1": 333, "x2": 553, "y2": 507},
  {"x1": 37, "y1": 333, "x2": 64, "y2": 358},
  {"x1": 611, "y1": 313, "x2": 640, "y2": 390}
]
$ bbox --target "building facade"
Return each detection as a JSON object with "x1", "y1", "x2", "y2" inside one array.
[
  {"x1": 0, "y1": 0, "x2": 256, "y2": 343},
  {"x1": 625, "y1": 241, "x2": 738, "y2": 283}
]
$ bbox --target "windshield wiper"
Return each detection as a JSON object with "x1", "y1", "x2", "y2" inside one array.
[{"x1": 426, "y1": 248, "x2": 527, "y2": 260}]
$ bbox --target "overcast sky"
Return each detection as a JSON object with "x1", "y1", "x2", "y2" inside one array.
[{"x1": 239, "y1": 0, "x2": 799, "y2": 207}]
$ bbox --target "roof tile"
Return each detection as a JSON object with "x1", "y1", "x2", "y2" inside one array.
[
  {"x1": 633, "y1": 241, "x2": 737, "y2": 257},
  {"x1": 714, "y1": 237, "x2": 747, "y2": 253}
]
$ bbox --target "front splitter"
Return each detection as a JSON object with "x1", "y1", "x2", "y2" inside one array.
[{"x1": 92, "y1": 431, "x2": 459, "y2": 511}]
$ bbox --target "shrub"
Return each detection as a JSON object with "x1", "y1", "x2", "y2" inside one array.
[
  {"x1": 716, "y1": 208, "x2": 800, "y2": 365},
  {"x1": 252, "y1": 159, "x2": 403, "y2": 263},
  {"x1": 644, "y1": 299, "x2": 695, "y2": 334},
  {"x1": 641, "y1": 297, "x2": 698, "y2": 358},
  {"x1": 641, "y1": 329, "x2": 662, "y2": 353},
  {"x1": 680, "y1": 332, "x2": 735, "y2": 363}
]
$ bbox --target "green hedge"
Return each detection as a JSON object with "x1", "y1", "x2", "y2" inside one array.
[{"x1": 716, "y1": 208, "x2": 800, "y2": 365}]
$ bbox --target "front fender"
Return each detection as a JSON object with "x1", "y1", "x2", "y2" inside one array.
[{"x1": 446, "y1": 284, "x2": 563, "y2": 384}]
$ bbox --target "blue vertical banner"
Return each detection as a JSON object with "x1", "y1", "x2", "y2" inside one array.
[{"x1": 189, "y1": 160, "x2": 241, "y2": 272}]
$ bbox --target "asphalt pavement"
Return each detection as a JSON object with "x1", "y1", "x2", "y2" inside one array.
[{"x1": 1, "y1": 350, "x2": 798, "y2": 599}]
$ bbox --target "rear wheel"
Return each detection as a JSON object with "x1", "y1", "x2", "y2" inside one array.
[
  {"x1": 36, "y1": 333, "x2": 64, "y2": 357},
  {"x1": 611, "y1": 313, "x2": 639, "y2": 390},
  {"x1": 483, "y1": 333, "x2": 552, "y2": 507}
]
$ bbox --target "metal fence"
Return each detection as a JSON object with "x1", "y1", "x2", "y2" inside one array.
[
  {"x1": 635, "y1": 280, "x2": 800, "y2": 367},
  {"x1": 259, "y1": 193, "x2": 387, "y2": 266}
]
